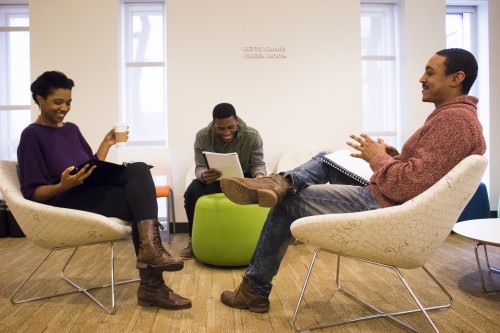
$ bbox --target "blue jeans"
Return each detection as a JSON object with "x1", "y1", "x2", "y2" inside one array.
[{"x1": 245, "y1": 152, "x2": 381, "y2": 297}]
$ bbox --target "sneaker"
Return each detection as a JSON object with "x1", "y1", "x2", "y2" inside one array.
[{"x1": 180, "y1": 240, "x2": 194, "y2": 259}]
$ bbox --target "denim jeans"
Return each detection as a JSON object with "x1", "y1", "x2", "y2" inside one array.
[{"x1": 245, "y1": 152, "x2": 381, "y2": 297}]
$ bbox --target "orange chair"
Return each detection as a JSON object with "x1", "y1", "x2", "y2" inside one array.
[{"x1": 155, "y1": 184, "x2": 176, "y2": 243}]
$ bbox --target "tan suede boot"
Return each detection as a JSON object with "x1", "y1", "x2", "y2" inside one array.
[
  {"x1": 137, "y1": 267, "x2": 192, "y2": 310},
  {"x1": 220, "y1": 277, "x2": 270, "y2": 313},
  {"x1": 136, "y1": 219, "x2": 184, "y2": 271},
  {"x1": 220, "y1": 174, "x2": 293, "y2": 208}
]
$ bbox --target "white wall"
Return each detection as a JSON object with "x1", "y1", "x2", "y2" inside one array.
[
  {"x1": 28, "y1": 0, "x2": 500, "y2": 223},
  {"x1": 487, "y1": 0, "x2": 500, "y2": 211}
]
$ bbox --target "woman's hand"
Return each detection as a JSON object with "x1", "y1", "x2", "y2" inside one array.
[
  {"x1": 96, "y1": 127, "x2": 128, "y2": 161},
  {"x1": 103, "y1": 128, "x2": 118, "y2": 147},
  {"x1": 31, "y1": 164, "x2": 97, "y2": 202},
  {"x1": 60, "y1": 164, "x2": 97, "y2": 189}
]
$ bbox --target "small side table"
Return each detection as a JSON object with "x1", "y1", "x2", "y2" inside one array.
[{"x1": 453, "y1": 218, "x2": 500, "y2": 294}]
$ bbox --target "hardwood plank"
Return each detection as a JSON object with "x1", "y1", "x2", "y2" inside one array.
[{"x1": 0, "y1": 233, "x2": 499, "y2": 332}]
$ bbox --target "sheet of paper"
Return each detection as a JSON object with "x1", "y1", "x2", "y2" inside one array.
[{"x1": 202, "y1": 151, "x2": 244, "y2": 178}]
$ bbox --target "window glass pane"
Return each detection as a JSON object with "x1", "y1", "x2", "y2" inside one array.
[
  {"x1": 124, "y1": 66, "x2": 166, "y2": 142},
  {"x1": 446, "y1": 13, "x2": 472, "y2": 50},
  {"x1": 124, "y1": 4, "x2": 164, "y2": 63},
  {"x1": 8, "y1": 14, "x2": 28, "y2": 27},
  {"x1": 361, "y1": 5, "x2": 395, "y2": 56},
  {"x1": 361, "y1": 60, "x2": 397, "y2": 132},
  {"x1": 361, "y1": 4, "x2": 398, "y2": 146},
  {"x1": 131, "y1": 9, "x2": 164, "y2": 62},
  {"x1": 8, "y1": 31, "x2": 30, "y2": 105},
  {"x1": 0, "y1": 110, "x2": 31, "y2": 159},
  {"x1": 121, "y1": 2, "x2": 167, "y2": 146},
  {"x1": 0, "y1": 5, "x2": 30, "y2": 161}
]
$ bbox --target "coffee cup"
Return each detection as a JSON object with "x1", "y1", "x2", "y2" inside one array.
[{"x1": 114, "y1": 123, "x2": 128, "y2": 147}]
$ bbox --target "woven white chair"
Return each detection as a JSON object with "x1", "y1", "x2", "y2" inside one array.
[
  {"x1": 276, "y1": 148, "x2": 331, "y2": 173},
  {"x1": 290, "y1": 155, "x2": 488, "y2": 333},
  {"x1": 0, "y1": 160, "x2": 139, "y2": 314}
]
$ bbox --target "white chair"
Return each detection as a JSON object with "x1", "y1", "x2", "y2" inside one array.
[
  {"x1": 185, "y1": 162, "x2": 197, "y2": 190},
  {"x1": 290, "y1": 155, "x2": 488, "y2": 332},
  {"x1": 0, "y1": 160, "x2": 140, "y2": 314},
  {"x1": 276, "y1": 148, "x2": 330, "y2": 173}
]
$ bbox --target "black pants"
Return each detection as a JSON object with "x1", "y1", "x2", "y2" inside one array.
[
  {"x1": 47, "y1": 162, "x2": 157, "y2": 255},
  {"x1": 183, "y1": 179, "x2": 222, "y2": 237}
]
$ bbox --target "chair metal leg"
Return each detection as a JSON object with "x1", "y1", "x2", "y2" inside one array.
[
  {"x1": 291, "y1": 248, "x2": 453, "y2": 333},
  {"x1": 474, "y1": 242, "x2": 500, "y2": 294},
  {"x1": 163, "y1": 195, "x2": 170, "y2": 244},
  {"x1": 10, "y1": 241, "x2": 140, "y2": 314},
  {"x1": 168, "y1": 188, "x2": 176, "y2": 235}
]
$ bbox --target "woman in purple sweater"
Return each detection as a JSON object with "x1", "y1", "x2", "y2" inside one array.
[{"x1": 17, "y1": 71, "x2": 190, "y2": 310}]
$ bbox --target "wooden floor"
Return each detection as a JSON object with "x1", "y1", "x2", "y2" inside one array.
[{"x1": 0, "y1": 232, "x2": 499, "y2": 333}]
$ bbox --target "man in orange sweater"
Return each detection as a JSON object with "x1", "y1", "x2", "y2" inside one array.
[{"x1": 219, "y1": 48, "x2": 486, "y2": 312}]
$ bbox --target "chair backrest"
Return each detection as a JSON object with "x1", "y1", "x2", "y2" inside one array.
[
  {"x1": 0, "y1": 160, "x2": 132, "y2": 249},
  {"x1": 291, "y1": 155, "x2": 488, "y2": 269},
  {"x1": 457, "y1": 182, "x2": 490, "y2": 222},
  {"x1": 276, "y1": 148, "x2": 329, "y2": 173},
  {"x1": 185, "y1": 163, "x2": 197, "y2": 189}
]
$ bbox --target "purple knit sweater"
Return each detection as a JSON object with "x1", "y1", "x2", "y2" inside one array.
[
  {"x1": 369, "y1": 95, "x2": 486, "y2": 208},
  {"x1": 17, "y1": 122, "x2": 95, "y2": 199}
]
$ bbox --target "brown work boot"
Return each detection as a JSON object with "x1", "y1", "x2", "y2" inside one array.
[
  {"x1": 220, "y1": 174, "x2": 293, "y2": 208},
  {"x1": 137, "y1": 267, "x2": 192, "y2": 310},
  {"x1": 136, "y1": 219, "x2": 184, "y2": 271},
  {"x1": 220, "y1": 277, "x2": 270, "y2": 313}
]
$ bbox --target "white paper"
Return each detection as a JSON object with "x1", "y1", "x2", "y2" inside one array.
[{"x1": 202, "y1": 151, "x2": 244, "y2": 178}]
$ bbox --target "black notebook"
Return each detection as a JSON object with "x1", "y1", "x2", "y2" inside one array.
[
  {"x1": 71, "y1": 159, "x2": 126, "y2": 184},
  {"x1": 322, "y1": 150, "x2": 373, "y2": 186}
]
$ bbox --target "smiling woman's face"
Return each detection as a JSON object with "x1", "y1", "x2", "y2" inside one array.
[{"x1": 36, "y1": 88, "x2": 72, "y2": 127}]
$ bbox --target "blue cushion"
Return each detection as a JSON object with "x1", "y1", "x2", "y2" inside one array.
[{"x1": 457, "y1": 182, "x2": 490, "y2": 222}]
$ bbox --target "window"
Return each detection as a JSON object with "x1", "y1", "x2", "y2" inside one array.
[
  {"x1": 446, "y1": 5, "x2": 477, "y2": 96},
  {"x1": 121, "y1": 1, "x2": 167, "y2": 147},
  {"x1": 0, "y1": 5, "x2": 30, "y2": 160},
  {"x1": 446, "y1": 3, "x2": 490, "y2": 187},
  {"x1": 360, "y1": 3, "x2": 399, "y2": 147}
]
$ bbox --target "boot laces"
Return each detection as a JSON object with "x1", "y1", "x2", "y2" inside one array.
[{"x1": 152, "y1": 221, "x2": 171, "y2": 256}]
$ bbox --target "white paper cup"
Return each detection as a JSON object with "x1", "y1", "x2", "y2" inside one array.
[{"x1": 114, "y1": 123, "x2": 128, "y2": 147}]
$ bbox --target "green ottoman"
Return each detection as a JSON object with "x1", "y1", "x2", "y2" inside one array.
[{"x1": 192, "y1": 193, "x2": 270, "y2": 266}]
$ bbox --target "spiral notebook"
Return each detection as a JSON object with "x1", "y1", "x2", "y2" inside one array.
[{"x1": 322, "y1": 150, "x2": 373, "y2": 186}]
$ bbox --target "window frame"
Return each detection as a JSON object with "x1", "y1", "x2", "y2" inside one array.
[
  {"x1": 0, "y1": 4, "x2": 30, "y2": 161},
  {"x1": 360, "y1": 2, "x2": 400, "y2": 148},
  {"x1": 120, "y1": 0, "x2": 167, "y2": 147}
]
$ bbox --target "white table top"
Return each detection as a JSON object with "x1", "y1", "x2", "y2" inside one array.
[{"x1": 453, "y1": 218, "x2": 500, "y2": 246}]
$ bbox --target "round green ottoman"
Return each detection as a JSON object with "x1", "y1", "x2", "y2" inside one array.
[{"x1": 192, "y1": 193, "x2": 270, "y2": 266}]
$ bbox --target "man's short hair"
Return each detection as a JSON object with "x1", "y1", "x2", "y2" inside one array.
[
  {"x1": 213, "y1": 103, "x2": 237, "y2": 120},
  {"x1": 31, "y1": 71, "x2": 75, "y2": 105},
  {"x1": 436, "y1": 48, "x2": 478, "y2": 94}
]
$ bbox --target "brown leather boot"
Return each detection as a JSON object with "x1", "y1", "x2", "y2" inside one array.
[
  {"x1": 136, "y1": 219, "x2": 184, "y2": 271},
  {"x1": 220, "y1": 174, "x2": 293, "y2": 208},
  {"x1": 137, "y1": 267, "x2": 192, "y2": 310},
  {"x1": 220, "y1": 277, "x2": 270, "y2": 313}
]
